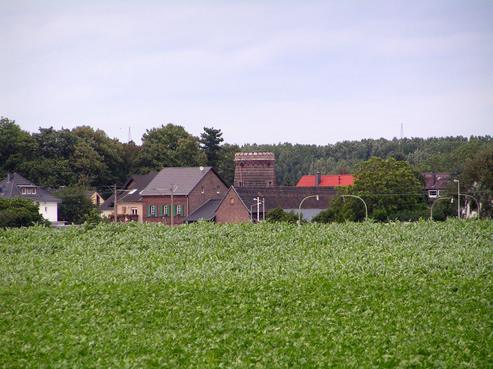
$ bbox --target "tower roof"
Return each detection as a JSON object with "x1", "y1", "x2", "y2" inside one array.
[{"x1": 234, "y1": 152, "x2": 275, "y2": 161}]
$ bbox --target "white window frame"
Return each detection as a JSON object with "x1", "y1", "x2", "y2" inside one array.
[
  {"x1": 131, "y1": 208, "x2": 138, "y2": 215},
  {"x1": 177, "y1": 204, "x2": 183, "y2": 216},
  {"x1": 428, "y1": 190, "x2": 438, "y2": 198},
  {"x1": 150, "y1": 205, "x2": 157, "y2": 217}
]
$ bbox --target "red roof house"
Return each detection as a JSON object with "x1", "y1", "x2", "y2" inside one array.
[{"x1": 297, "y1": 173, "x2": 354, "y2": 187}]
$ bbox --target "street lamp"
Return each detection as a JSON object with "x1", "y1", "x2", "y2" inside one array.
[
  {"x1": 298, "y1": 195, "x2": 319, "y2": 225},
  {"x1": 453, "y1": 179, "x2": 460, "y2": 219},
  {"x1": 340, "y1": 194, "x2": 368, "y2": 221},
  {"x1": 250, "y1": 198, "x2": 265, "y2": 223}
]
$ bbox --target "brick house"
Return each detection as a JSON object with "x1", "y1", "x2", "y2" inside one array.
[{"x1": 141, "y1": 167, "x2": 228, "y2": 225}]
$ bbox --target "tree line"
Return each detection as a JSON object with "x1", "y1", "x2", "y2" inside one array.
[{"x1": 1, "y1": 117, "x2": 492, "y2": 214}]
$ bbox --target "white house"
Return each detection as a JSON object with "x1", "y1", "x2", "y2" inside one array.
[{"x1": 0, "y1": 173, "x2": 61, "y2": 222}]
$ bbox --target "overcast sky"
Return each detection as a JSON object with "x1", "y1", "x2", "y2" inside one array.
[{"x1": 1, "y1": 0, "x2": 492, "y2": 145}]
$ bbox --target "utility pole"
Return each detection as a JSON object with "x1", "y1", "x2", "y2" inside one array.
[
  {"x1": 114, "y1": 184, "x2": 117, "y2": 223},
  {"x1": 454, "y1": 179, "x2": 460, "y2": 219},
  {"x1": 170, "y1": 184, "x2": 178, "y2": 226},
  {"x1": 170, "y1": 187, "x2": 174, "y2": 226}
]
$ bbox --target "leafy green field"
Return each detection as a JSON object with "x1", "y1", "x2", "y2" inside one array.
[{"x1": 0, "y1": 220, "x2": 492, "y2": 368}]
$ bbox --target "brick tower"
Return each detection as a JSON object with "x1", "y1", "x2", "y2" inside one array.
[{"x1": 234, "y1": 152, "x2": 277, "y2": 187}]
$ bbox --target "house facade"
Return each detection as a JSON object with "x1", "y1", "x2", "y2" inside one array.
[
  {"x1": 101, "y1": 172, "x2": 157, "y2": 222},
  {"x1": 86, "y1": 191, "x2": 105, "y2": 207},
  {"x1": 141, "y1": 167, "x2": 228, "y2": 225},
  {"x1": 0, "y1": 173, "x2": 61, "y2": 222},
  {"x1": 214, "y1": 187, "x2": 252, "y2": 224}
]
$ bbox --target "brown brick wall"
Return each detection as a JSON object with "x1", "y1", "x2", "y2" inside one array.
[
  {"x1": 188, "y1": 170, "x2": 228, "y2": 213},
  {"x1": 215, "y1": 188, "x2": 251, "y2": 224},
  {"x1": 142, "y1": 195, "x2": 188, "y2": 225}
]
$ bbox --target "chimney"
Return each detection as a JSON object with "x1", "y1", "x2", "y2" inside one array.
[
  {"x1": 315, "y1": 171, "x2": 321, "y2": 186},
  {"x1": 7, "y1": 173, "x2": 11, "y2": 183}
]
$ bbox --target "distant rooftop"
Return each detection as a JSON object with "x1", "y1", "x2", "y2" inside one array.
[
  {"x1": 0, "y1": 173, "x2": 61, "y2": 203},
  {"x1": 297, "y1": 174, "x2": 354, "y2": 187},
  {"x1": 141, "y1": 167, "x2": 216, "y2": 196}
]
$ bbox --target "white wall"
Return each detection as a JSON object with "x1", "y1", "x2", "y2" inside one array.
[{"x1": 38, "y1": 202, "x2": 58, "y2": 222}]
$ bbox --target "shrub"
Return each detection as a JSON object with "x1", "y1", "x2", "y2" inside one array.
[
  {"x1": 266, "y1": 207, "x2": 300, "y2": 224},
  {"x1": 0, "y1": 198, "x2": 47, "y2": 227}
]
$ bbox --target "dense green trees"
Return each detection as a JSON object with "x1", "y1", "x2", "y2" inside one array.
[
  {"x1": 136, "y1": 124, "x2": 206, "y2": 172},
  {"x1": 57, "y1": 187, "x2": 99, "y2": 224},
  {"x1": 243, "y1": 136, "x2": 492, "y2": 185},
  {"x1": 0, "y1": 120, "x2": 128, "y2": 189}
]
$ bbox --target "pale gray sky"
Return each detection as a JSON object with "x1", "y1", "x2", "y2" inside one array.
[{"x1": 1, "y1": 0, "x2": 492, "y2": 144}]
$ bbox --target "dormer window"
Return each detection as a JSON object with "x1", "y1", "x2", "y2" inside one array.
[{"x1": 21, "y1": 187, "x2": 37, "y2": 195}]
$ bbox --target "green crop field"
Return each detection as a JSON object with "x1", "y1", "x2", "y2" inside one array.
[{"x1": 0, "y1": 220, "x2": 492, "y2": 368}]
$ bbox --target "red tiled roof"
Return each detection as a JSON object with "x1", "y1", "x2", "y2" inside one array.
[{"x1": 296, "y1": 174, "x2": 354, "y2": 187}]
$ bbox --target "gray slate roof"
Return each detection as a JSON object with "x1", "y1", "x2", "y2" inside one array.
[
  {"x1": 185, "y1": 198, "x2": 223, "y2": 222},
  {"x1": 0, "y1": 173, "x2": 61, "y2": 203},
  {"x1": 141, "y1": 167, "x2": 214, "y2": 196}
]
